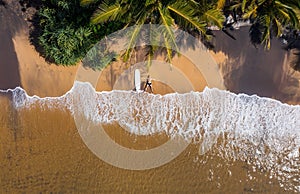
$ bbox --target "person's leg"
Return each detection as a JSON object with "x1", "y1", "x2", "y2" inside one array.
[{"x1": 149, "y1": 85, "x2": 153, "y2": 93}]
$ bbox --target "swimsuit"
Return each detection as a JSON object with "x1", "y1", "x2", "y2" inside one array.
[{"x1": 146, "y1": 79, "x2": 152, "y2": 86}]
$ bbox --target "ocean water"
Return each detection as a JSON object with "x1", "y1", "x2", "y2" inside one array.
[{"x1": 0, "y1": 81, "x2": 299, "y2": 193}]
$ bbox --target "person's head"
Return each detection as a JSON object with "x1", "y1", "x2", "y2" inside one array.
[{"x1": 147, "y1": 75, "x2": 150, "y2": 79}]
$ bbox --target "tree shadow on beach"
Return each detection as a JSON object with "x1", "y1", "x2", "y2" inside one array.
[
  {"x1": 283, "y1": 37, "x2": 300, "y2": 71},
  {"x1": 15, "y1": 0, "x2": 50, "y2": 63},
  {"x1": 211, "y1": 26, "x2": 300, "y2": 103},
  {"x1": 0, "y1": 5, "x2": 27, "y2": 89},
  {"x1": 290, "y1": 51, "x2": 300, "y2": 71}
]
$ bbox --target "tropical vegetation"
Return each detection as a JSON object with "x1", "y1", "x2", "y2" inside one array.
[
  {"x1": 231, "y1": 0, "x2": 300, "y2": 49},
  {"x1": 37, "y1": 0, "x2": 122, "y2": 65},
  {"x1": 36, "y1": 0, "x2": 300, "y2": 70},
  {"x1": 80, "y1": 0, "x2": 225, "y2": 66}
]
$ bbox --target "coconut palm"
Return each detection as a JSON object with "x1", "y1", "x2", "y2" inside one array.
[
  {"x1": 81, "y1": 0, "x2": 224, "y2": 65},
  {"x1": 232, "y1": 0, "x2": 300, "y2": 49}
]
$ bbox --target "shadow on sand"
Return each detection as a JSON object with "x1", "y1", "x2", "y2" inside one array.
[
  {"x1": 0, "y1": 5, "x2": 26, "y2": 90},
  {"x1": 212, "y1": 27, "x2": 300, "y2": 103}
]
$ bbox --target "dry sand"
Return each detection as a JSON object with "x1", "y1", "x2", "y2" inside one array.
[
  {"x1": 1, "y1": 5, "x2": 299, "y2": 104},
  {"x1": 12, "y1": 31, "x2": 78, "y2": 97}
]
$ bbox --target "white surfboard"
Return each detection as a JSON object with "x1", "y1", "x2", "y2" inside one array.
[{"x1": 134, "y1": 69, "x2": 141, "y2": 91}]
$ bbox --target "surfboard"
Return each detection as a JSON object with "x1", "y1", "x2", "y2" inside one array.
[{"x1": 134, "y1": 69, "x2": 141, "y2": 91}]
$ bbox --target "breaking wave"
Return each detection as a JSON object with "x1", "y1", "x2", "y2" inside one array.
[{"x1": 1, "y1": 81, "x2": 300, "y2": 192}]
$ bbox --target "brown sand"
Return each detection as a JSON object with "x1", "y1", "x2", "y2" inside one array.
[
  {"x1": 0, "y1": 96, "x2": 285, "y2": 193},
  {"x1": 0, "y1": 2, "x2": 298, "y2": 193},
  {"x1": 12, "y1": 31, "x2": 79, "y2": 97}
]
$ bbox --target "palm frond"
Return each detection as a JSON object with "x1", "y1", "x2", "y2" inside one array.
[
  {"x1": 146, "y1": 47, "x2": 154, "y2": 69},
  {"x1": 91, "y1": 2, "x2": 121, "y2": 24},
  {"x1": 145, "y1": 0, "x2": 156, "y2": 7},
  {"x1": 158, "y1": 6, "x2": 179, "y2": 53},
  {"x1": 217, "y1": 0, "x2": 226, "y2": 10},
  {"x1": 277, "y1": 8, "x2": 291, "y2": 21},
  {"x1": 148, "y1": 24, "x2": 160, "y2": 51},
  {"x1": 243, "y1": 5, "x2": 258, "y2": 19},
  {"x1": 289, "y1": 10, "x2": 300, "y2": 28},
  {"x1": 123, "y1": 24, "x2": 143, "y2": 62},
  {"x1": 275, "y1": 1, "x2": 293, "y2": 10},
  {"x1": 241, "y1": 0, "x2": 248, "y2": 12},
  {"x1": 275, "y1": 1, "x2": 300, "y2": 28},
  {"x1": 80, "y1": 0, "x2": 97, "y2": 6},
  {"x1": 261, "y1": 15, "x2": 271, "y2": 49},
  {"x1": 273, "y1": 17, "x2": 283, "y2": 37},
  {"x1": 168, "y1": 1, "x2": 206, "y2": 35},
  {"x1": 162, "y1": 32, "x2": 173, "y2": 64},
  {"x1": 203, "y1": 8, "x2": 224, "y2": 28},
  {"x1": 230, "y1": 3, "x2": 242, "y2": 10}
]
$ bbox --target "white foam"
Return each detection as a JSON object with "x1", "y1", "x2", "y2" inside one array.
[
  {"x1": 5, "y1": 81, "x2": 300, "y2": 149},
  {"x1": 5, "y1": 81, "x2": 300, "y2": 143},
  {"x1": 2, "y1": 81, "x2": 300, "y2": 192}
]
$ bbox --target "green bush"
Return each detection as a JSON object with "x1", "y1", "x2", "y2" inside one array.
[{"x1": 37, "y1": 0, "x2": 123, "y2": 66}]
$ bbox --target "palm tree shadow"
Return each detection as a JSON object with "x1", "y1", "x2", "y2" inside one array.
[
  {"x1": 291, "y1": 51, "x2": 300, "y2": 71},
  {"x1": 211, "y1": 26, "x2": 300, "y2": 103},
  {"x1": 282, "y1": 33, "x2": 300, "y2": 71},
  {"x1": 0, "y1": 5, "x2": 27, "y2": 90},
  {"x1": 174, "y1": 29, "x2": 215, "y2": 53}
]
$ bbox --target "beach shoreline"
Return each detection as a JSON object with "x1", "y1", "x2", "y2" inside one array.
[
  {"x1": 0, "y1": 2, "x2": 300, "y2": 193},
  {"x1": 0, "y1": 0, "x2": 299, "y2": 103}
]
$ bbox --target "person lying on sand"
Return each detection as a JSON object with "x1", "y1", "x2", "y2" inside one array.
[{"x1": 143, "y1": 75, "x2": 153, "y2": 93}]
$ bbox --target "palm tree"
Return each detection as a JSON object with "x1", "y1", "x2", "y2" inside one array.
[
  {"x1": 232, "y1": 0, "x2": 300, "y2": 49},
  {"x1": 81, "y1": 0, "x2": 224, "y2": 65}
]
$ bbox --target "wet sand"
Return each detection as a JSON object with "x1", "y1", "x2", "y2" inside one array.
[{"x1": 0, "y1": 94, "x2": 286, "y2": 193}]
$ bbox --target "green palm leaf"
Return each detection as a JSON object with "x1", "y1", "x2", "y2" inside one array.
[
  {"x1": 158, "y1": 6, "x2": 179, "y2": 53},
  {"x1": 241, "y1": 0, "x2": 248, "y2": 12},
  {"x1": 80, "y1": 0, "x2": 102, "y2": 6},
  {"x1": 163, "y1": 31, "x2": 174, "y2": 64},
  {"x1": 217, "y1": 0, "x2": 226, "y2": 10},
  {"x1": 261, "y1": 15, "x2": 271, "y2": 49},
  {"x1": 234, "y1": 0, "x2": 300, "y2": 49},
  {"x1": 123, "y1": 24, "x2": 143, "y2": 62},
  {"x1": 168, "y1": 1, "x2": 206, "y2": 35},
  {"x1": 273, "y1": 17, "x2": 282, "y2": 37},
  {"x1": 91, "y1": 1, "x2": 121, "y2": 24},
  {"x1": 203, "y1": 9, "x2": 225, "y2": 28},
  {"x1": 243, "y1": 5, "x2": 258, "y2": 19}
]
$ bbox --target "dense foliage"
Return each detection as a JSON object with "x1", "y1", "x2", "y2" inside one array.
[
  {"x1": 231, "y1": 0, "x2": 300, "y2": 49},
  {"x1": 81, "y1": 0, "x2": 225, "y2": 64},
  {"x1": 37, "y1": 0, "x2": 300, "y2": 70},
  {"x1": 37, "y1": 0, "x2": 122, "y2": 65}
]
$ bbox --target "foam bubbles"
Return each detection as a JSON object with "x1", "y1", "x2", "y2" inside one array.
[{"x1": 2, "y1": 81, "x2": 300, "y2": 192}]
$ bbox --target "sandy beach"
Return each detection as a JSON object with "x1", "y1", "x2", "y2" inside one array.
[
  {"x1": 1, "y1": 1, "x2": 300, "y2": 193},
  {"x1": 1, "y1": 0, "x2": 300, "y2": 103}
]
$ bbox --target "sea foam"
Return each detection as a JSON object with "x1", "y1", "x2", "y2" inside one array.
[
  {"x1": 1, "y1": 81, "x2": 300, "y2": 192},
  {"x1": 4, "y1": 81, "x2": 300, "y2": 152}
]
